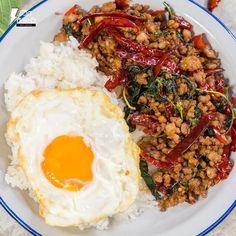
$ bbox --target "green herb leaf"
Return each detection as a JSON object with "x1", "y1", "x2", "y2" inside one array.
[
  {"x1": 153, "y1": 29, "x2": 171, "y2": 37},
  {"x1": 63, "y1": 24, "x2": 82, "y2": 38},
  {"x1": 189, "y1": 107, "x2": 202, "y2": 125},
  {"x1": 225, "y1": 116, "x2": 232, "y2": 129},
  {"x1": 176, "y1": 30, "x2": 184, "y2": 41},
  {"x1": 140, "y1": 159, "x2": 161, "y2": 200},
  {"x1": 204, "y1": 126, "x2": 215, "y2": 137},
  {"x1": 143, "y1": 77, "x2": 168, "y2": 102},
  {"x1": 127, "y1": 80, "x2": 141, "y2": 104},
  {"x1": 181, "y1": 75, "x2": 197, "y2": 99},
  {"x1": 165, "y1": 79, "x2": 177, "y2": 97},
  {"x1": 163, "y1": 1, "x2": 175, "y2": 20},
  {"x1": 175, "y1": 101, "x2": 184, "y2": 120},
  {"x1": 181, "y1": 181, "x2": 189, "y2": 188},
  {"x1": 0, "y1": 0, "x2": 22, "y2": 36},
  {"x1": 214, "y1": 98, "x2": 227, "y2": 113},
  {"x1": 128, "y1": 65, "x2": 142, "y2": 75},
  {"x1": 86, "y1": 18, "x2": 92, "y2": 25}
]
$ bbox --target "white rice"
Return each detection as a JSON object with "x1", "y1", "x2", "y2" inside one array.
[{"x1": 4, "y1": 38, "x2": 155, "y2": 230}]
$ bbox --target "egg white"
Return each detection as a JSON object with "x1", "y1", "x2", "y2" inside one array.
[{"x1": 6, "y1": 88, "x2": 140, "y2": 227}]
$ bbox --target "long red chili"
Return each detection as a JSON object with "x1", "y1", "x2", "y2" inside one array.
[
  {"x1": 64, "y1": 4, "x2": 78, "y2": 16},
  {"x1": 104, "y1": 69, "x2": 129, "y2": 91},
  {"x1": 212, "y1": 127, "x2": 227, "y2": 145},
  {"x1": 174, "y1": 16, "x2": 193, "y2": 30},
  {"x1": 140, "y1": 150, "x2": 174, "y2": 169},
  {"x1": 130, "y1": 113, "x2": 158, "y2": 133},
  {"x1": 78, "y1": 12, "x2": 144, "y2": 25},
  {"x1": 214, "y1": 78, "x2": 225, "y2": 93},
  {"x1": 231, "y1": 127, "x2": 236, "y2": 152},
  {"x1": 106, "y1": 28, "x2": 165, "y2": 57},
  {"x1": 165, "y1": 113, "x2": 216, "y2": 164},
  {"x1": 208, "y1": 0, "x2": 221, "y2": 12},
  {"x1": 163, "y1": 60, "x2": 179, "y2": 73},
  {"x1": 216, "y1": 145, "x2": 234, "y2": 180},
  {"x1": 153, "y1": 52, "x2": 170, "y2": 77},
  {"x1": 79, "y1": 17, "x2": 139, "y2": 49},
  {"x1": 116, "y1": 49, "x2": 160, "y2": 66}
]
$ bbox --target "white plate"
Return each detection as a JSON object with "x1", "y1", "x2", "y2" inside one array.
[{"x1": 0, "y1": 0, "x2": 236, "y2": 235}]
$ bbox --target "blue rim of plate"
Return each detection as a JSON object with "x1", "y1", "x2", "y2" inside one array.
[{"x1": 0, "y1": 0, "x2": 236, "y2": 235}]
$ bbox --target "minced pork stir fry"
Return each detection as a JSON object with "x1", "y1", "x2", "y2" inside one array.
[{"x1": 54, "y1": 0, "x2": 236, "y2": 211}]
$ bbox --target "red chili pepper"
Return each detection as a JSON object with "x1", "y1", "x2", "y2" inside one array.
[
  {"x1": 216, "y1": 145, "x2": 234, "y2": 180},
  {"x1": 165, "y1": 103, "x2": 174, "y2": 121},
  {"x1": 166, "y1": 113, "x2": 216, "y2": 164},
  {"x1": 156, "y1": 183, "x2": 168, "y2": 194},
  {"x1": 150, "y1": 10, "x2": 166, "y2": 16},
  {"x1": 116, "y1": 49, "x2": 160, "y2": 67},
  {"x1": 215, "y1": 78, "x2": 225, "y2": 93},
  {"x1": 230, "y1": 97, "x2": 235, "y2": 106},
  {"x1": 130, "y1": 113, "x2": 158, "y2": 133},
  {"x1": 199, "y1": 81, "x2": 210, "y2": 91},
  {"x1": 153, "y1": 52, "x2": 170, "y2": 77},
  {"x1": 205, "y1": 68, "x2": 224, "y2": 76},
  {"x1": 174, "y1": 16, "x2": 193, "y2": 30},
  {"x1": 192, "y1": 34, "x2": 206, "y2": 49},
  {"x1": 64, "y1": 4, "x2": 78, "y2": 16},
  {"x1": 208, "y1": 0, "x2": 221, "y2": 12},
  {"x1": 140, "y1": 150, "x2": 173, "y2": 169},
  {"x1": 212, "y1": 128, "x2": 228, "y2": 145},
  {"x1": 115, "y1": 0, "x2": 130, "y2": 10},
  {"x1": 79, "y1": 17, "x2": 139, "y2": 49},
  {"x1": 106, "y1": 28, "x2": 165, "y2": 57},
  {"x1": 104, "y1": 69, "x2": 129, "y2": 91},
  {"x1": 163, "y1": 61, "x2": 179, "y2": 74},
  {"x1": 78, "y1": 12, "x2": 144, "y2": 25},
  {"x1": 231, "y1": 127, "x2": 236, "y2": 152}
]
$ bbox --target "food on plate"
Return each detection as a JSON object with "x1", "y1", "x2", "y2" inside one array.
[
  {"x1": 4, "y1": 0, "x2": 236, "y2": 230},
  {"x1": 57, "y1": 0, "x2": 236, "y2": 211},
  {"x1": 6, "y1": 88, "x2": 140, "y2": 227},
  {"x1": 5, "y1": 42, "x2": 144, "y2": 229}
]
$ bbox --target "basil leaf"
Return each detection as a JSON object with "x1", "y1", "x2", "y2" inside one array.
[
  {"x1": 189, "y1": 107, "x2": 202, "y2": 125},
  {"x1": 163, "y1": 2, "x2": 175, "y2": 20},
  {"x1": 140, "y1": 159, "x2": 161, "y2": 200},
  {"x1": 153, "y1": 29, "x2": 171, "y2": 37}
]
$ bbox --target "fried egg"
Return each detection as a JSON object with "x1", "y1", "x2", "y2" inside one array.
[{"x1": 6, "y1": 88, "x2": 140, "y2": 227}]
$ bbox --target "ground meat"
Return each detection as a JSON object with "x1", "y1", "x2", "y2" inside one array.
[
  {"x1": 203, "y1": 46, "x2": 218, "y2": 59},
  {"x1": 167, "y1": 20, "x2": 180, "y2": 29},
  {"x1": 192, "y1": 70, "x2": 206, "y2": 85},
  {"x1": 53, "y1": 31, "x2": 69, "y2": 42},
  {"x1": 177, "y1": 83, "x2": 188, "y2": 95},
  {"x1": 136, "y1": 73, "x2": 148, "y2": 85},
  {"x1": 180, "y1": 56, "x2": 202, "y2": 71},
  {"x1": 181, "y1": 123, "x2": 190, "y2": 135},
  {"x1": 198, "y1": 95, "x2": 211, "y2": 103},
  {"x1": 165, "y1": 123, "x2": 177, "y2": 138},
  {"x1": 101, "y1": 2, "x2": 116, "y2": 12},
  {"x1": 182, "y1": 29, "x2": 192, "y2": 42},
  {"x1": 136, "y1": 31, "x2": 149, "y2": 44},
  {"x1": 61, "y1": 1, "x2": 233, "y2": 212}
]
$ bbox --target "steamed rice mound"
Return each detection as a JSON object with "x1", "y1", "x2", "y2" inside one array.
[{"x1": 4, "y1": 39, "x2": 154, "y2": 230}]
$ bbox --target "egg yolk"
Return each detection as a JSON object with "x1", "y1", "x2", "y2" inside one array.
[{"x1": 41, "y1": 135, "x2": 94, "y2": 191}]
